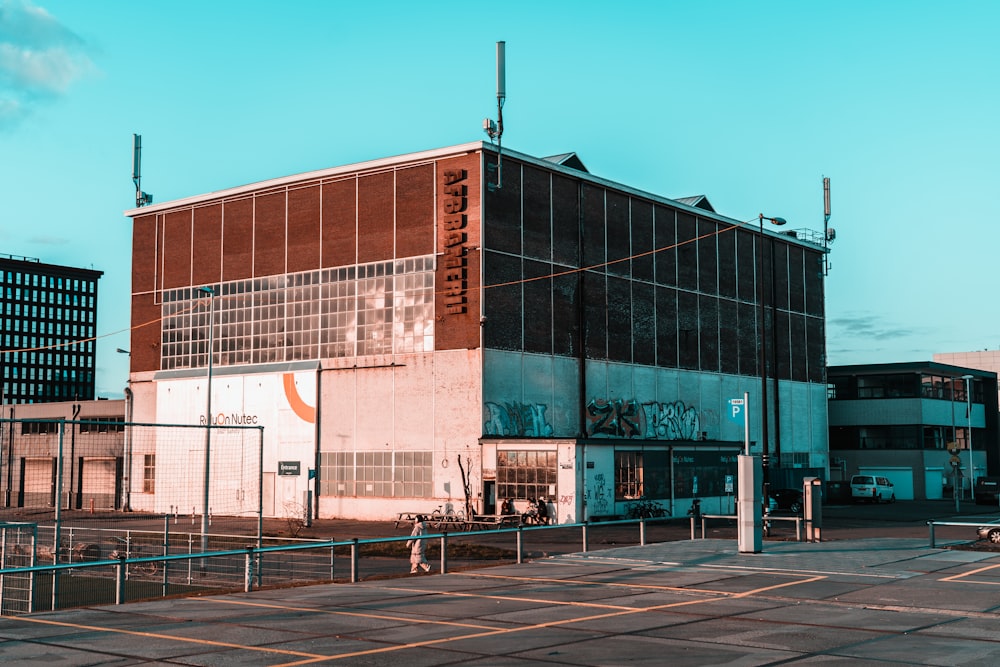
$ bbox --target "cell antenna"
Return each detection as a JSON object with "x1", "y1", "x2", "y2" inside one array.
[
  {"x1": 132, "y1": 134, "x2": 153, "y2": 207},
  {"x1": 483, "y1": 41, "x2": 506, "y2": 190},
  {"x1": 822, "y1": 176, "x2": 834, "y2": 275}
]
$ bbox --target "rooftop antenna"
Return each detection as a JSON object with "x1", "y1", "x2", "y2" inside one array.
[
  {"x1": 132, "y1": 134, "x2": 153, "y2": 207},
  {"x1": 822, "y1": 176, "x2": 834, "y2": 275},
  {"x1": 483, "y1": 40, "x2": 506, "y2": 191}
]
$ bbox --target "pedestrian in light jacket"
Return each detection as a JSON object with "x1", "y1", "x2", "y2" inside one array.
[{"x1": 407, "y1": 515, "x2": 431, "y2": 574}]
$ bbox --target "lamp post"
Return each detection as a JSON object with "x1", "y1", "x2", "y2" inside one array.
[
  {"x1": 198, "y1": 286, "x2": 216, "y2": 555},
  {"x1": 962, "y1": 374, "x2": 974, "y2": 497},
  {"x1": 758, "y1": 213, "x2": 786, "y2": 513}
]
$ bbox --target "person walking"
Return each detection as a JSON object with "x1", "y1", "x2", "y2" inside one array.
[{"x1": 407, "y1": 515, "x2": 432, "y2": 574}]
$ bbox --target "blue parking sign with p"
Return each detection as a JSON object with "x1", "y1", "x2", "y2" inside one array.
[{"x1": 728, "y1": 398, "x2": 744, "y2": 424}]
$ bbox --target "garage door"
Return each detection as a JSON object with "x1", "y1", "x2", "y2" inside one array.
[{"x1": 859, "y1": 467, "x2": 913, "y2": 500}]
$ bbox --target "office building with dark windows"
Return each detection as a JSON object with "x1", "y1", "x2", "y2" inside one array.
[
  {"x1": 0, "y1": 255, "x2": 103, "y2": 404},
  {"x1": 827, "y1": 362, "x2": 998, "y2": 500},
  {"x1": 123, "y1": 142, "x2": 830, "y2": 521}
]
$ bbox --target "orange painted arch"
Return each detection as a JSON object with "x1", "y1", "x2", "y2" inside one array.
[{"x1": 282, "y1": 373, "x2": 316, "y2": 423}]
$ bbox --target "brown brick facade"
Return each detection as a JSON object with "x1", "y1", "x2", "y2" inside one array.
[{"x1": 128, "y1": 149, "x2": 486, "y2": 373}]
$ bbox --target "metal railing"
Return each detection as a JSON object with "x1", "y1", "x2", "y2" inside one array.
[
  {"x1": 0, "y1": 513, "x2": 822, "y2": 614},
  {"x1": 926, "y1": 520, "x2": 987, "y2": 548}
]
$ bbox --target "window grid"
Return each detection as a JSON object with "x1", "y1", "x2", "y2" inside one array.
[
  {"x1": 160, "y1": 256, "x2": 435, "y2": 370},
  {"x1": 318, "y1": 450, "x2": 432, "y2": 498},
  {"x1": 496, "y1": 450, "x2": 557, "y2": 501}
]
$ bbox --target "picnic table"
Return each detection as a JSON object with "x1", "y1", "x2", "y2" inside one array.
[
  {"x1": 394, "y1": 511, "x2": 466, "y2": 530},
  {"x1": 394, "y1": 512, "x2": 422, "y2": 529},
  {"x1": 465, "y1": 514, "x2": 522, "y2": 531}
]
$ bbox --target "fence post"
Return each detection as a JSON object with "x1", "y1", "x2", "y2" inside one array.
[
  {"x1": 244, "y1": 546, "x2": 255, "y2": 593},
  {"x1": 162, "y1": 515, "x2": 170, "y2": 597},
  {"x1": 440, "y1": 532, "x2": 448, "y2": 574},
  {"x1": 115, "y1": 557, "x2": 127, "y2": 605},
  {"x1": 516, "y1": 526, "x2": 523, "y2": 564},
  {"x1": 639, "y1": 518, "x2": 646, "y2": 546},
  {"x1": 582, "y1": 522, "x2": 589, "y2": 553},
  {"x1": 350, "y1": 539, "x2": 359, "y2": 583}
]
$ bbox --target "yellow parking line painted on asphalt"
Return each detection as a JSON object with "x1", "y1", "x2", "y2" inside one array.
[
  {"x1": 4, "y1": 616, "x2": 330, "y2": 661},
  {"x1": 265, "y1": 573, "x2": 828, "y2": 665},
  {"x1": 459, "y1": 570, "x2": 801, "y2": 595},
  {"x1": 207, "y1": 597, "x2": 505, "y2": 630},
  {"x1": 5, "y1": 573, "x2": 825, "y2": 667},
  {"x1": 940, "y1": 562, "x2": 1000, "y2": 584}
]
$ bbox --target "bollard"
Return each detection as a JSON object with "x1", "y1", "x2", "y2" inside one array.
[
  {"x1": 639, "y1": 518, "x2": 646, "y2": 546},
  {"x1": 701, "y1": 517, "x2": 706, "y2": 539},
  {"x1": 582, "y1": 522, "x2": 589, "y2": 553},
  {"x1": 440, "y1": 532, "x2": 448, "y2": 575},
  {"x1": 928, "y1": 522, "x2": 936, "y2": 548},
  {"x1": 516, "y1": 526, "x2": 523, "y2": 564},
  {"x1": 244, "y1": 546, "x2": 255, "y2": 593},
  {"x1": 350, "y1": 539, "x2": 359, "y2": 583}
]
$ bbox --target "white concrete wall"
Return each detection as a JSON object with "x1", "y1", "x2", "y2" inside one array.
[{"x1": 317, "y1": 349, "x2": 483, "y2": 520}]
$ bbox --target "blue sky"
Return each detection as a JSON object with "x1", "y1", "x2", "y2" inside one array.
[{"x1": 2, "y1": 0, "x2": 999, "y2": 397}]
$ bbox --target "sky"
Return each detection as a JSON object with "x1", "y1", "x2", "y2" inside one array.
[{"x1": 2, "y1": 0, "x2": 999, "y2": 398}]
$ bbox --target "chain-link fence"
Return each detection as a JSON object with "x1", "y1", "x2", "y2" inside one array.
[{"x1": 0, "y1": 417, "x2": 264, "y2": 612}]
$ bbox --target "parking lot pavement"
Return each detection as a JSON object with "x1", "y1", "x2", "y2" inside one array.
[{"x1": 4, "y1": 535, "x2": 1000, "y2": 665}]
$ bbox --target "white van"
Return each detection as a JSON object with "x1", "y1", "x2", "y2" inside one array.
[{"x1": 850, "y1": 475, "x2": 895, "y2": 503}]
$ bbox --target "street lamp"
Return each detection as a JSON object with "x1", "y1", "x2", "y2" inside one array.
[
  {"x1": 197, "y1": 286, "x2": 217, "y2": 555},
  {"x1": 758, "y1": 213, "x2": 786, "y2": 512},
  {"x1": 962, "y1": 374, "x2": 975, "y2": 496}
]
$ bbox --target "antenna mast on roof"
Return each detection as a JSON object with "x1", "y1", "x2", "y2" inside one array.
[
  {"x1": 483, "y1": 41, "x2": 506, "y2": 191},
  {"x1": 822, "y1": 176, "x2": 834, "y2": 275},
  {"x1": 132, "y1": 134, "x2": 153, "y2": 207}
]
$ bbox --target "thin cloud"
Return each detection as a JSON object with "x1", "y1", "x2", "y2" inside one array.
[
  {"x1": 0, "y1": 0, "x2": 95, "y2": 125},
  {"x1": 827, "y1": 313, "x2": 920, "y2": 341}
]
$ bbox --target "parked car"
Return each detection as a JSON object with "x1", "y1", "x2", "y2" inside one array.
[
  {"x1": 974, "y1": 476, "x2": 1000, "y2": 505},
  {"x1": 850, "y1": 475, "x2": 895, "y2": 503},
  {"x1": 977, "y1": 520, "x2": 1000, "y2": 544},
  {"x1": 768, "y1": 488, "x2": 804, "y2": 514}
]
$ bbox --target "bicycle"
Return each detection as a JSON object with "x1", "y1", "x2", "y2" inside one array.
[
  {"x1": 625, "y1": 496, "x2": 669, "y2": 519},
  {"x1": 109, "y1": 537, "x2": 160, "y2": 576},
  {"x1": 428, "y1": 505, "x2": 465, "y2": 529}
]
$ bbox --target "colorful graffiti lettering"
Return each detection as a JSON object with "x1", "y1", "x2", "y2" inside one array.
[
  {"x1": 643, "y1": 400, "x2": 701, "y2": 440},
  {"x1": 585, "y1": 398, "x2": 701, "y2": 440},
  {"x1": 483, "y1": 402, "x2": 555, "y2": 437},
  {"x1": 586, "y1": 398, "x2": 641, "y2": 437}
]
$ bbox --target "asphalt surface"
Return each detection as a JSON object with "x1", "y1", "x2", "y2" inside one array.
[{"x1": 3, "y1": 499, "x2": 1000, "y2": 665}]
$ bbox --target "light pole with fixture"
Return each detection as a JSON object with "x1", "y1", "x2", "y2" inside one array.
[
  {"x1": 962, "y1": 374, "x2": 975, "y2": 496},
  {"x1": 197, "y1": 286, "x2": 216, "y2": 555},
  {"x1": 758, "y1": 213, "x2": 786, "y2": 514}
]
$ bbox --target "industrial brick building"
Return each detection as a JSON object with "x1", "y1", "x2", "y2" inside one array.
[{"x1": 123, "y1": 142, "x2": 830, "y2": 521}]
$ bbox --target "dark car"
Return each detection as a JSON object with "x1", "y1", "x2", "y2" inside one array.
[
  {"x1": 974, "y1": 476, "x2": 1000, "y2": 505},
  {"x1": 768, "y1": 488, "x2": 803, "y2": 514}
]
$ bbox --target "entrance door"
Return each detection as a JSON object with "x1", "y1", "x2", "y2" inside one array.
[
  {"x1": 924, "y1": 467, "x2": 944, "y2": 500},
  {"x1": 483, "y1": 481, "x2": 496, "y2": 515},
  {"x1": 262, "y1": 472, "x2": 276, "y2": 517}
]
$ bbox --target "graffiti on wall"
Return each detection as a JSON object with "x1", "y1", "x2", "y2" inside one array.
[
  {"x1": 483, "y1": 402, "x2": 555, "y2": 437},
  {"x1": 642, "y1": 401, "x2": 700, "y2": 440},
  {"x1": 586, "y1": 398, "x2": 641, "y2": 437},
  {"x1": 484, "y1": 397, "x2": 702, "y2": 440},
  {"x1": 589, "y1": 473, "x2": 610, "y2": 515},
  {"x1": 586, "y1": 398, "x2": 701, "y2": 440}
]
